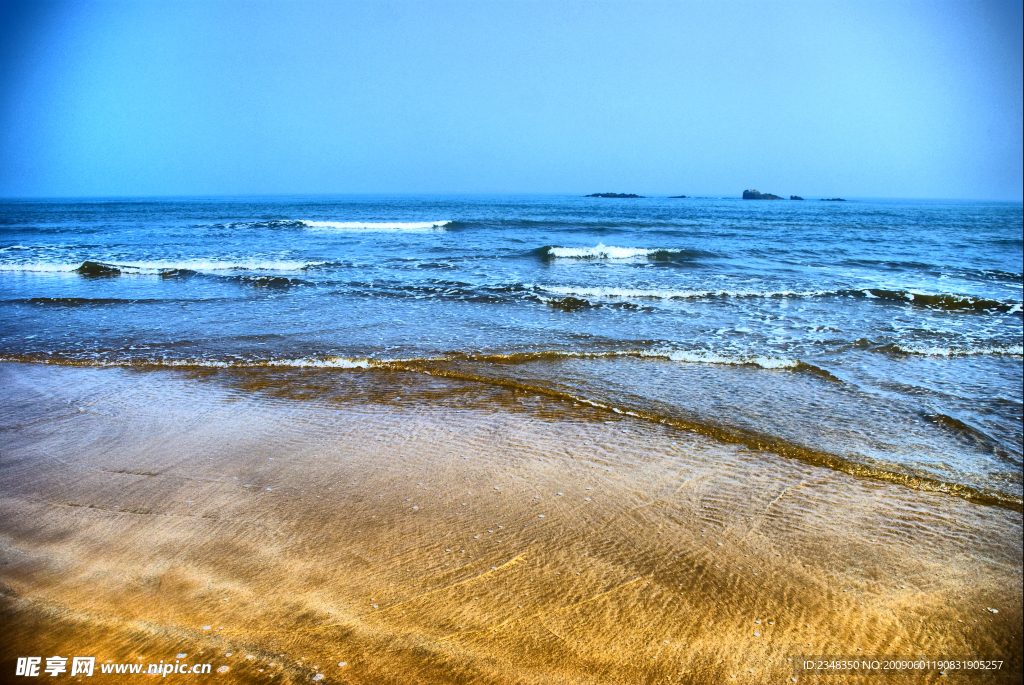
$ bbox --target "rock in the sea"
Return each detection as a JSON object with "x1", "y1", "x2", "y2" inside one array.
[
  {"x1": 790, "y1": 195, "x2": 804, "y2": 201},
  {"x1": 76, "y1": 260, "x2": 121, "y2": 277},
  {"x1": 669, "y1": 195, "x2": 688, "y2": 198},
  {"x1": 742, "y1": 189, "x2": 783, "y2": 200},
  {"x1": 821, "y1": 197, "x2": 846, "y2": 201},
  {"x1": 585, "y1": 193, "x2": 644, "y2": 198}
]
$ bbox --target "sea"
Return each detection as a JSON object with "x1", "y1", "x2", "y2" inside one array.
[{"x1": 1, "y1": 195, "x2": 1021, "y2": 507}]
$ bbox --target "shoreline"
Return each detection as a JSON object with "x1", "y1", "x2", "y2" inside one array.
[{"x1": 1, "y1": 362, "x2": 1021, "y2": 683}]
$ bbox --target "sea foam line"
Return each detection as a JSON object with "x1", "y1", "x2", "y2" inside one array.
[
  {"x1": 0, "y1": 348, "x2": 804, "y2": 372},
  {"x1": 637, "y1": 348, "x2": 801, "y2": 369},
  {"x1": 0, "y1": 260, "x2": 323, "y2": 273},
  {"x1": 892, "y1": 344, "x2": 1023, "y2": 357},
  {"x1": 0, "y1": 262, "x2": 81, "y2": 272},
  {"x1": 301, "y1": 220, "x2": 451, "y2": 232},
  {"x1": 536, "y1": 285, "x2": 829, "y2": 299}
]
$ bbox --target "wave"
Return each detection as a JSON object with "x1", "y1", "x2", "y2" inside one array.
[
  {"x1": 536, "y1": 285, "x2": 828, "y2": 300},
  {"x1": 856, "y1": 288, "x2": 1018, "y2": 313},
  {"x1": 0, "y1": 259, "x2": 323, "y2": 274},
  {"x1": 637, "y1": 348, "x2": 800, "y2": 369},
  {"x1": 15, "y1": 297, "x2": 165, "y2": 307},
  {"x1": 923, "y1": 413, "x2": 1011, "y2": 458},
  {"x1": 301, "y1": 220, "x2": 450, "y2": 232},
  {"x1": 7, "y1": 296, "x2": 226, "y2": 307},
  {"x1": 228, "y1": 274, "x2": 309, "y2": 288},
  {"x1": 543, "y1": 243, "x2": 681, "y2": 260},
  {"x1": 222, "y1": 219, "x2": 305, "y2": 229},
  {"x1": 0, "y1": 347, "x2": 819, "y2": 374},
  {"x1": 887, "y1": 344, "x2": 1023, "y2": 357},
  {"x1": 532, "y1": 284, "x2": 1020, "y2": 313}
]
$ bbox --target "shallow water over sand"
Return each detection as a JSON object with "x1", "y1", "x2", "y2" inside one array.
[{"x1": 1, "y1": 363, "x2": 1020, "y2": 683}]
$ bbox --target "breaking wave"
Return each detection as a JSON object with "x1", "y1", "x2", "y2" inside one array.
[{"x1": 543, "y1": 243, "x2": 681, "y2": 260}]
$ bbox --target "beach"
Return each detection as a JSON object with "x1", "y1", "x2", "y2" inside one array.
[{"x1": 2, "y1": 362, "x2": 1020, "y2": 683}]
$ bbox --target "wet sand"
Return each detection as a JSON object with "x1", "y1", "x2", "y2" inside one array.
[{"x1": 0, "y1": 363, "x2": 1021, "y2": 683}]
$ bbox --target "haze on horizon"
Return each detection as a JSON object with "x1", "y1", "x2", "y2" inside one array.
[{"x1": 1, "y1": 0, "x2": 1021, "y2": 201}]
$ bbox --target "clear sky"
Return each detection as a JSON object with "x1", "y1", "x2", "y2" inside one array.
[{"x1": 1, "y1": 0, "x2": 1021, "y2": 199}]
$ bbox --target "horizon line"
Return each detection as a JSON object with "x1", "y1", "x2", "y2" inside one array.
[{"x1": 1, "y1": 192, "x2": 1021, "y2": 203}]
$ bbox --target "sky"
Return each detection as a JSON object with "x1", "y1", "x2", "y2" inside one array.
[{"x1": 0, "y1": 0, "x2": 1021, "y2": 199}]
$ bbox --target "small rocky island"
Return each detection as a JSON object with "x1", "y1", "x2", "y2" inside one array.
[
  {"x1": 742, "y1": 189, "x2": 783, "y2": 200},
  {"x1": 821, "y1": 197, "x2": 846, "y2": 201},
  {"x1": 790, "y1": 195, "x2": 804, "y2": 201},
  {"x1": 669, "y1": 195, "x2": 688, "y2": 198},
  {"x1": 585, "y1": 193, "x2": 644, "y2": 198}
]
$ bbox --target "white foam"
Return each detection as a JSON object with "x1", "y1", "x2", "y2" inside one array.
[
  {"x1": 546, "y1": 243, "x2": 672, "y2": 260},
  {"x1": 640, "y1": 348, "x2": 801, "y2": 369},
  {"x1": 0, "y1": 262, "x2": 81, "y2": 272},
  {"x1": 894, "y1": 344, "x2": 1023, "y2": 357},
  {"x1": 267, "y1": 356, "x2": 374, "y2": 369},
  {"x1": 108, "y1": 260, "x2": 322, "y2": 272},
  {"x1": 302, "y1": 220, "x2": 450, "y2": 232},
  {"x1": 536, "y1": 285, "x2": 829, "y2": 300}
]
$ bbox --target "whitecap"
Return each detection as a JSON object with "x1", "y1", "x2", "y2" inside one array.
[{"x1": 545, "y1": 243, "x2": 671, "y2": 260}]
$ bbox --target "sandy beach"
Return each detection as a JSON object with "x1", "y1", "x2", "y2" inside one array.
[{"x1": 1, "y1": 362, "x2": 1020, "y2": 683}]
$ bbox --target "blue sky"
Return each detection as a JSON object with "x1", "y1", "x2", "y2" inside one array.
[{"x1": 1, "y1": 0, "x2": 1021, "y2": 199}]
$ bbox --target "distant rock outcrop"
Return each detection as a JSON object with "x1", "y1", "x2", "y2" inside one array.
[
  {"x1": 790, "y1": 195, "x2": 804, "y2": 201},
  {"x1": 585, "y1": 193, "x2": 644, "y2": 198},
  {"x1": 669, "y1": 195, "x2": 688, "y2": 198},
  {"x1": 742, "y1": 189, "x2": 783, "y2": 200},
  {"x1": 821, "y1": 198, "x2": 846, "y2": 202}
]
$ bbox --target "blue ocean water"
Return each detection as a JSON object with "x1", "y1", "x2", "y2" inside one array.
[{"x1": 1, "y1": 195, "x2": 1021, "y2": 503}]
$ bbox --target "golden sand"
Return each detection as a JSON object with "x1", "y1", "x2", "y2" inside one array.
[{"x1": 1, "y1": 363, "x2": 1020, "y2": 683}]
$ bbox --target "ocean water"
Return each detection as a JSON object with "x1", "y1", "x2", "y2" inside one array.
[{"x1": 1, "y1": 195, "x2": 1021, "y2": 505}]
